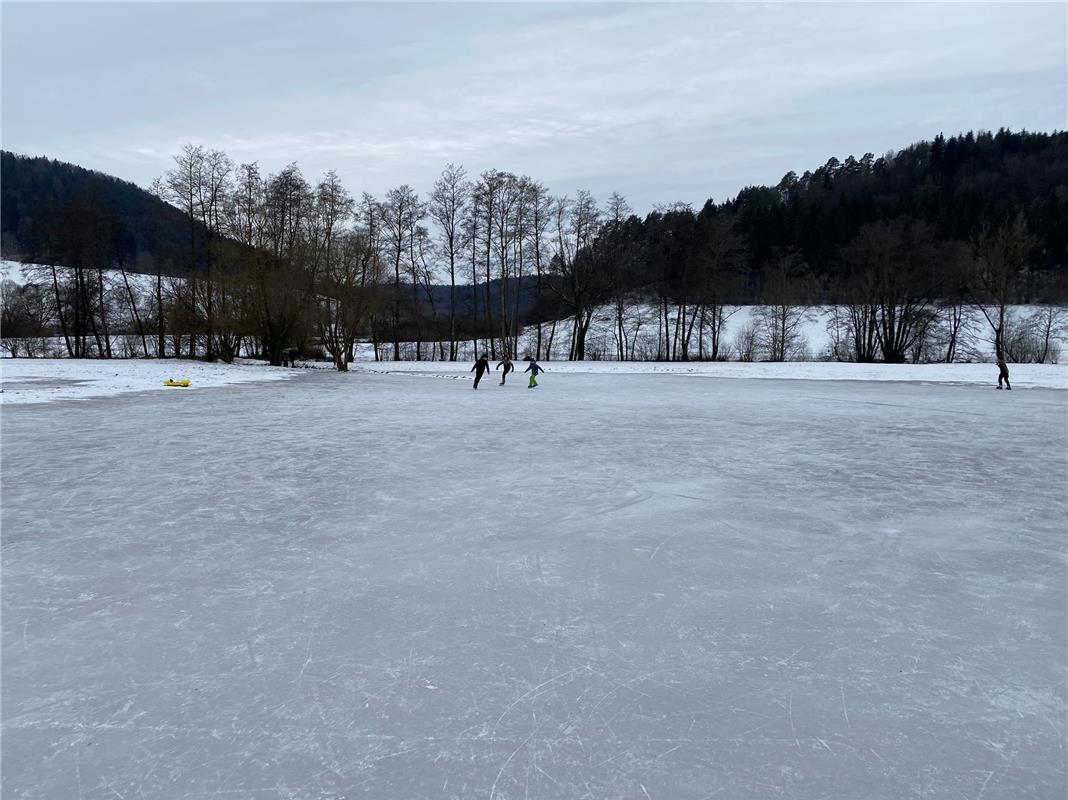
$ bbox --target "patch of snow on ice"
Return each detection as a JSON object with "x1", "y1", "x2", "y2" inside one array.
[{"x1": 0, "y1": 358, "x2": 298, "y2": 405}]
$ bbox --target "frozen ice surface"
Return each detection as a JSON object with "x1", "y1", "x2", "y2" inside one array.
[{"x1": 3, "y1": 369, "x2": 1066, "y2": 799}]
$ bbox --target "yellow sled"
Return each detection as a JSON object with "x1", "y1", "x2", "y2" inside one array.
[{"x1": 163, "y1": 379, "x2": 191, "y2": 387}]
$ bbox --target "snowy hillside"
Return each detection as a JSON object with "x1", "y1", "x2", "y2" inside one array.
[{"x1": 2, "y1": 259, "x2": 162, "y2": 293}]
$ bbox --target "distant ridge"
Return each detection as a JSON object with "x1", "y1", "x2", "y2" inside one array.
[
  {"x1": 4, "y1": 129, "x2": 1067, "y2": 298},
  {"x1": 0, "y1": 151, "x2": 205, "y2": 275}
]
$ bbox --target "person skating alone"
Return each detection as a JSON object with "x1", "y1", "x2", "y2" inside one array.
[
  {"x1": 471, "y1": 354, "x2": 490, "y2": 389},
  {"x1": 524, "y1": 357, "x2": 545, "y2": 388},
  {"x1": 997, "y1": 355, "x2": 1012, "y2": 390},
  {"x1": 496, "y1": 356, "x2": 514, "y2": 385}
]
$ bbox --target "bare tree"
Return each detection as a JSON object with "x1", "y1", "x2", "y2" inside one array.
[
  {"x1": 1029, "y1": 305, "x2": 1067, "y2": 364},
  {"x1": 935, "y1": 301, "x2": 974, "y2": 362},
  {"x1": 971, "y1": 214, "x2": 1036, "y2": 362},
  {"x1": 602, "y1": 192, "x2": 635, "y2": 361},
  {"x1": 224, "y1": 163, "x2": 313, "y2": 366},
  {"x1": 104, "y1": 207, "x2": 150, "y2": 357},
  {"x1": 52, "y1": 192, "x2": 111, "y2": 357},
  {"x1": 197, "y1": 149, "x2": 234, "y2": 360},
  {"x1": 306, "y1": 171, "x2": 361, "y2": 369},
  {"x1": 143, "y1": 177, "x2": 173, "y2": 357},
  {"x1": 524, "y1": 180, "x2": 553, "y2": 359},
  {"x1": 462, "y1": 188, "x2": 483, "y2": 355},
  {"x1": 313, "y1": 171, "x2": 355, "y2": 282},
  {"x1": 1, "y1": 279, "x2": 50, "y2": 356},
  {"x1": 550, "y1": 190, "x2": 604, "y2": 360},
  {"x1": 838, "y1": 218, "x2": 944, "y2": 362},
  {"x1": 429, "y1": 164, "x2": 470, "y2": 360},
  {"x1": 872, "y1": 221, "x2": 940, "y2": 363},
  {"x1": 693, "y1": 208, "x2": 745, "y2": 360},
  {"x1": 732, "y1": 321, "x2": 759, "y2": 362},
  {"x1": 356, "y1": 193, "x2": 385, "y2": 361},
  {"x1": 162, "y1": 144, "x2": 207, "y2": 356},
  {"x1": 754, "y1": 251, "x2": 812, "y2": 361},
  {"x1": 490, "y1": 172, "x2": 525, "y2": 358},
  {"x1": 319, "y1": 228, "x2": 380, "y2": 371},
  {"x1": 409, "y1": 222, "x2": 437, "y2": 360},
  {"x1": 160, "y1": 145, "x2": 240, "y2": 360},
  {"x1": 475, "y1": 170, "x2": 507, "y2": 358},
  {"x1": 381, "y1": 185, "x2": 423, "y2": 359}
]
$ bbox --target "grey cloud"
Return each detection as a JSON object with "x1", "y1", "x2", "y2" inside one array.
[{"x1": 2, "y1": 1, "x2": 1064, "y2": 213}]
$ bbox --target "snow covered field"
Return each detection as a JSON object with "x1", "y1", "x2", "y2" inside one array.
[
  {"x1": 3, "y1": 367, "x2": 1066, "y2": 798},
  {"x1": 0, "y1": 358, "x2": 299, "y2": 405}
]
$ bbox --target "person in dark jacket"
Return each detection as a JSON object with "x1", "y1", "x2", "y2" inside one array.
[
  {"x1": 496, "y1": 356, "x2": 514, "y2": 385},
  {"x1": 471, "y1": 354, "x2": 490, "y2": 389},
  {"x1": 997, "y1": 357, "x2": 1011, "y2": 390},
  {"x1": 524, "y1": 357, "x2": 545, "y2": 388}
]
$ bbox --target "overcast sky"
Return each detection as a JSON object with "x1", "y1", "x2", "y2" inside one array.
[{"x1": 2, "y1": 1, "x2": 1065, "y2": 214}]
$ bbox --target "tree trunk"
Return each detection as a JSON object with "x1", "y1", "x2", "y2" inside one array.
[
  {"x1": 119, "y1": 265, "x2": 149, "y2": 357},
  {"x1": 97, "y1": 266, "x2": 112, "y2": 358},
  {"x1": 156, "y1": 270, "x2": 166, "y2": 357},
  {"x1": 50, "y1": 264, "x2": 74, "y2": 357},
  {"x1": 449, "y1": 253, "x2": 457, "y2": 360}
]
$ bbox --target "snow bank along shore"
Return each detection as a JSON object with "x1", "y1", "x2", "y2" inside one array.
[
  {"x1": 0, "y1": 358, "x2": 297, "y2": 405},
  {"x1": 1, "y1": 357, "x2": 1064, "y2": 406}
]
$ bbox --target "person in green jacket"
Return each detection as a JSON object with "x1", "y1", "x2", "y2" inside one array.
[{"x1": 524, "y1": 357, "x2": 545, "y2": 388}]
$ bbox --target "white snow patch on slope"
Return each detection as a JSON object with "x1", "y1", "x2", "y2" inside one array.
[{"x1": 2, "y1": 260, "x2": 164, "y2": 288}]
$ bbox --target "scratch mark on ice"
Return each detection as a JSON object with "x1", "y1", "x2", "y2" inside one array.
[
  {"x1": 295, "y1": 633, "x2": 313, "y2": 684},
  {"x1": 493, "y1": 667, "x2": 584, "y2": 732},
  {"x1": 656, "y1": 744, "x2": 681, "y2": 760},
  {"x1": 649, "y1": 532, "x2": 679, "y2": 560},
  {"x1": 535, "y1": 763, "x2": 560, "y2": 786},
  {"x1": 74, "y1": 739, "x2": 85, "y2": 800},
  {"x1": 977, "y1": 770, "x2": 996, "y2": 799},
  {"x1": 787, "y1": 695, "x2": 799, "y2": 747},
  {"x1": 489, "y1": 729, "x2": 536, "y2": 800}
]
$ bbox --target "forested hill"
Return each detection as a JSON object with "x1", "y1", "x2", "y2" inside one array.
[
  {"x1": 1, "y1": 151, "x2": 203, "y2": 274},
  {"x1": 720, "y1": 129, "x2": 1068, "y2": 280},
  {"x1": 3, "y1": 129, "x2": 1067, "y2": 301}
]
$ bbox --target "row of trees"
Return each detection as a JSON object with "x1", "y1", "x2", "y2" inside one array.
[
  {"x1": 2, "y1": 146, "x2": 625, "y2": 366},
  {"x1": 565, "y1": 301, "x2": 1065, "y2": 364},
  {"x1": 2, "y1": 129, "x2": 1066, "y2": 365},
  {"x1": 5, "y1": 267, "x2": 1062, "y2": 364}
]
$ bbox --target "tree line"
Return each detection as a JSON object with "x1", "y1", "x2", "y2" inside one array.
[{"x1": 2, "y1": 128, "x2": 1066, "y2": 365}]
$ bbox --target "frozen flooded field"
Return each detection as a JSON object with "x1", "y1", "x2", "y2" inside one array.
[{"x1": 3, "y1": 367, "x2": 1066, "y2": 799}]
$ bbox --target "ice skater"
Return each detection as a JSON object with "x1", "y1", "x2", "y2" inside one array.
[
  {"x1": 997, "y1": 356, "x2": 1011, "y2": 390},
  {"x1": 524, "y1": 357, "x2": 545, "y2": 388},
  {"x1": 496, "y1": 355, "x2": 514, "y2": 385},
  {"x1": 471, "y1": 354, "x2": 490, "y2": 389}
]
